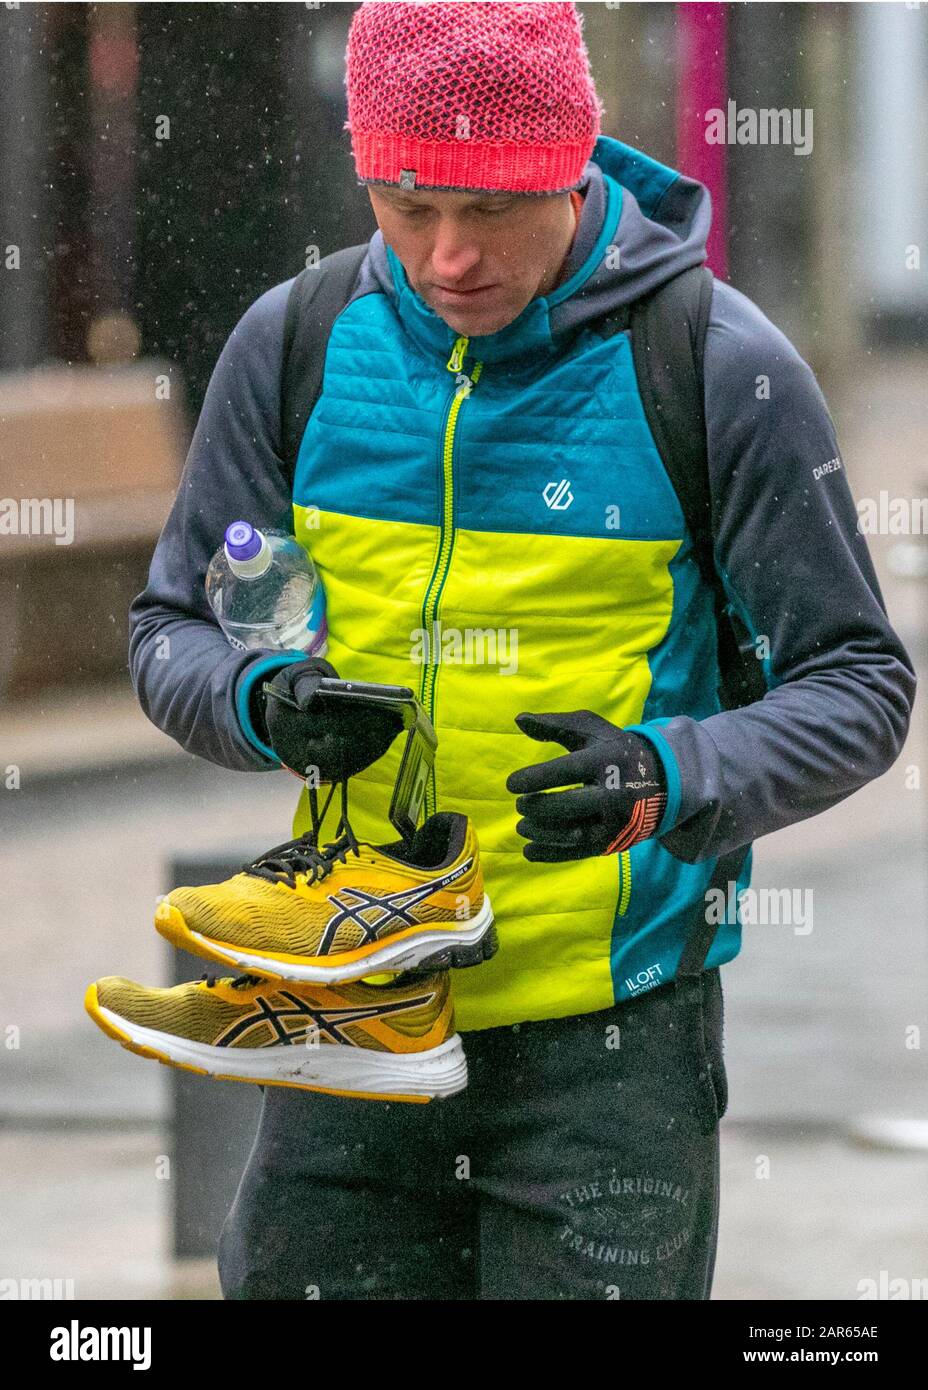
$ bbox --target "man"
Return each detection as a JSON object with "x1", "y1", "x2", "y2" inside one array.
[{"x1": 129, "y1": 2, "x2": 915, "y2": 1299}]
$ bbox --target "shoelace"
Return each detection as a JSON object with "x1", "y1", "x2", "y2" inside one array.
[
  {"x1": 201, "y1": 972, "x2": 264, "y2": 991},
  {"x1": 240, "y1": 778, "x2": 361, "y2": 888},
  {"x1": 200, "y1": 969, "x2": 419, "y2": 993}
]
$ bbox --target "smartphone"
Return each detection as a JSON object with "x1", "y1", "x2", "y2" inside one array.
[{"x1": 262, "y1": 676, "x2": 437, "y2": 840}]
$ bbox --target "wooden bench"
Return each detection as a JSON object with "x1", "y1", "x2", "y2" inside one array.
[{"x1": 0, "y1": 362, "x2": 187, "y2": 699}]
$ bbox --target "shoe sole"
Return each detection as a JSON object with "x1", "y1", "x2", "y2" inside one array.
[
  {"x1": 84, "y1": 984, "x2": 467, "y2": 1103},
  {"x1": 155, "y1": 893, "x2": 497, "y2": 985}
]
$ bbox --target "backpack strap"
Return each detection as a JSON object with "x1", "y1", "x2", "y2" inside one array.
[
  {"x1": 630, "y1": 265, "x2": 715, "y2": 585},
  {"x1": 597, "y1": 264, "x2": 766, "y2": 712},
  {"x1": 280, "y1": 243, "x2": 369, "y2": 485}
]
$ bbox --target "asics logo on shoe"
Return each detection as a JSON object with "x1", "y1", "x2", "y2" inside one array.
[
  {"x1": 215, "y1": 989, "x2": 438, "y2": 1048},
  {"x1": 318, "y1": 858, "x2": 475, "y2": 955}
]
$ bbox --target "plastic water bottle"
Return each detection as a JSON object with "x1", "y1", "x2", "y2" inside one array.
[{"x1": 206, "y1": 522, "x2": 327, "y2": 655}]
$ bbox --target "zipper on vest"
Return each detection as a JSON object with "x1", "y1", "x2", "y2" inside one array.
[
  {"x1": 617, "y1": 849, "x2": 632, "y2": 915},
  {"x1": 418, "y1": 334, "x2": 483, "y2": 818}
]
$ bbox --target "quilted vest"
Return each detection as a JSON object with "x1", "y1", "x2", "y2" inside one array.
[{"x1": 287, "y1": 175, "x2": 750, "y2": 1032}]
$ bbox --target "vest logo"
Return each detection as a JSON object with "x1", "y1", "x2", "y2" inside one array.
[
  {"x1": 625, "y1": 963, "x2": 663, "y2": 995},
  {"x1": 543, "y1": 478, "x2": 574, "y2": 511}
]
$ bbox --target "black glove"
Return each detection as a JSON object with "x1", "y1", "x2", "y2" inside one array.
[
  {"x1": 259, "y1": 657, "x2": 404, "y2": 783},
  {"x1": 506, "y1": 710, "x2": 668, "y2": 862}
]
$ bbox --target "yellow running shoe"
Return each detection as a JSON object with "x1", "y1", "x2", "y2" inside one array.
[
  {"x1": 155, "y1": 808, "x2": 495, "y2": 985},
  {"x1": 84, "y1": 969, "x2": 466, "y2": 1102}
]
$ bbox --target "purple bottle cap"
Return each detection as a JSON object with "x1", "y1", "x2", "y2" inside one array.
[{"x1": 225, "y1": 521, "x2": 262, "y2": 562}]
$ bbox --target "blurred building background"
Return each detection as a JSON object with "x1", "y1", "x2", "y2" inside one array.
[{"x1": 1, "y1": 2, "x2": 926, "y2": 1300}]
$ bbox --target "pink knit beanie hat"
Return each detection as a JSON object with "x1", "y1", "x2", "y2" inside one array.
[{"x1": 344, "y1": 1, "x2": 604, "y2": 194}]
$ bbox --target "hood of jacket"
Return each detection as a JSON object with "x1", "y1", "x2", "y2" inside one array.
[{"x1": 365, "y1": 134, "x2": 711, "y2": 365}]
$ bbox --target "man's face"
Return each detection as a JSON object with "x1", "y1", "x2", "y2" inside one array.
[{"x1": 367, "y1": 185, "x2": 577, "y2": 337}]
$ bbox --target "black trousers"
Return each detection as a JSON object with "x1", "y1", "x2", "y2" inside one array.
[{"x1": 218, "y1": 968, "x2": 727, "y2": 1300}]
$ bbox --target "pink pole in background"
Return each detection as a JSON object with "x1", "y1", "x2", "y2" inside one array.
[{"x1": 675, "y1": 3, "x2": 728, "y2": 280}]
